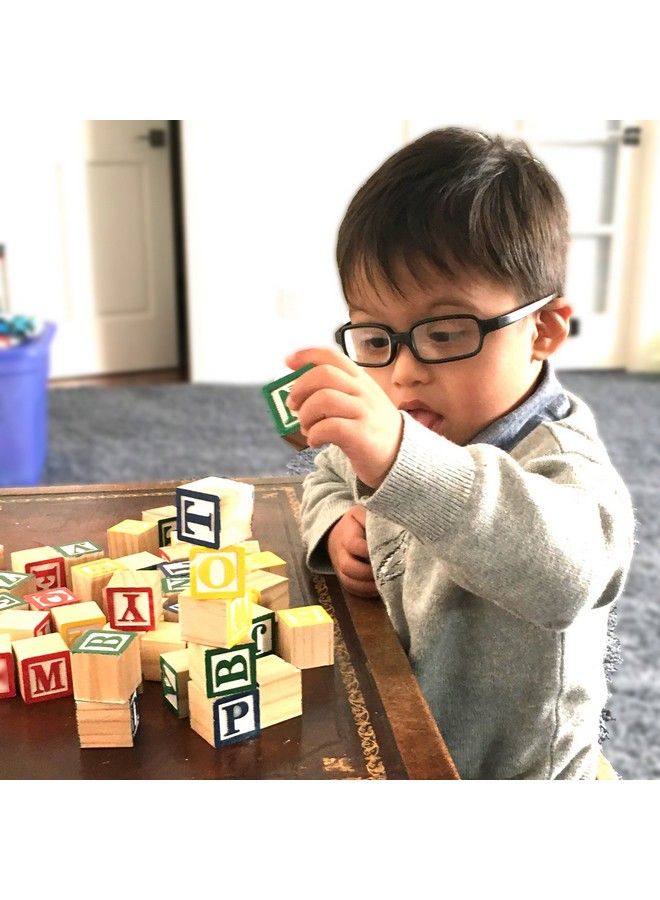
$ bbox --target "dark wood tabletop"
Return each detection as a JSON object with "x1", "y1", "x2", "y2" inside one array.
[{"x1": 0, "y1": 477, "x2": 459, "y2": 780}]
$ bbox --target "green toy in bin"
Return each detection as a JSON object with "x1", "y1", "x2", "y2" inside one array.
[{"x1": 0, "y1": 321, "x2": 56, "y2": 486}]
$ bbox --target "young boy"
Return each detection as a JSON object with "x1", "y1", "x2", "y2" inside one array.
[{"x1": 284, "y1": 127, "x2": 636, "y2": 780}]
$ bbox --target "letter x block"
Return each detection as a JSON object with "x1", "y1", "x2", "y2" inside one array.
[
  {"x1": 262, "y1": 364, "x2": 313, "y2": 448},
  {"x1": 71, "y1": 629, "x2": 141, "y2": 702},
  {"x1": 189, "y1": 546, "x2": 246, "y2": 600},
  {"x1": 10, "y1": 546, "x2": 66, "y2": 592},
  {"x1": 52, "y1": 540, "x2": 104, "y2": 590},
  {"x1": 51, "y1": 600, "x2": 107, "y2": 648},
  {"x1": 188, "y1": 639, "x2": 257, "y2": 699},
  {"x1": 276, "y1": 605, "x2": 334, "y2": 668},
  {"x1": 179, "y1": 592, "x2": 252, "y2": 649},
  {"x1": 0, "y1": 570, "x2": 37, "y2": 599},
  {"x1": 176, "y1": 476, "x2": 254, "y2": 550},
  {"x1": 104, "y1": 570, "x2": 163, "y2": 632},
  {"x1": 12, "y1": 632, "x2": 73, "y2": 704},
  {"x1": 0, "y1": 633, "x2": 16, "y2": 699},
  {"x1": 160, "y1": 648, "x2": 190, "y2": 718},
  {"x1": 189, "y1": 680, "x2": 260, "y2": 748}
]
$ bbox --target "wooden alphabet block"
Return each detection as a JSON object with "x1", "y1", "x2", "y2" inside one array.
[
  {"x1": 276, "y1": 605, "x2": 334, "y2": 669},
  {"x1": 250, "y1": 603, "x2": 276, "y2": 658},
  {"x1": 51, "y1": 600, "x2": 106, "y2": 648},
  {"x1": 188, "y1": 639, "x2": 257, "y2": 699},
  {"x1": 178, "y1": 592, "x2": 252, "y2": 650},
  {"x1": 139, "y1": 622, "x2": 186, "y2": 680},
  {"x1": 12, "y1": 632, "x2": 73, "y2": 703},
  {"x1": 141, "y1": 505, "x2": 178, "y2": 547},
  {"x1": 70, "y1": 557, "x2": 126, "y2": 606},
  {"x1": 158, "y1": 542, "x2": 195, "y2": 562},
  {"x1": 233, "y1": 540, "x2": 260, "y2": 555},
  {"x1": 114, "y1": 551, "x2": 163, "y2": 571},
  {"x1": 158, "y1": 559, "x2": 190, "y2": 580},
  {"x1": 160, "y1": 648, "x2": 190, "y2": 718},
  {"x1": 189, "y1": 546, "x2": 246, "y2": 600},
  {"x1": 176, "y1": 476, "x2": 254, "y2": 550},
  {"x1": 0, "y1": 570, "x2": 37, "y2": 598},
  {"x1": 52, "y1": 540, "x2": 104, "y2": 590},
  {"x1": 162, "y1": 599, "x2": 180, "y2": 622},
  {"x1": 262, "y1": 365, "x2": 313, "y2": 444},
  {"x1": 245, "y1": 551, "x2": 286, "y2": 575},
  {"x1": 0, "y1": 592, "x2": 29, "y2": 612},
  {"x1": 189, "y1": 680, "x2": 260, "y2": 748},
  {"x1": 0, "y1": 633, "x2": 16, "y2": 699},
  {"x1": 0, "y1": 609, "x2": 51, "y2": 640},
  {"x1": 10, "y1": 546, "x2": 67, "y2": 592},
  {"x1": 161, "y1": 576, "x2": 189, "y2": 603},
  {"x1": 24, "y1": 588, "x2": 78, "y2": 614},
  {"x1": 107, "y1": 519, "x2": 159, "y2": 558},
  {"x1": 103, "y1": 570, "x2": 163, "y2": 632},
  {"x1": 255, "y1": 654, "x2": 302, "y2": 728},
  {"x1": 71, "y1": 628, "x2": 141, "y2": 702},
  {"x1": 75, "y1": 689, "x2": 139, "y2": 748},
  {"x1": 246, "y1": 570, "x2": 290, "y2": 612}
]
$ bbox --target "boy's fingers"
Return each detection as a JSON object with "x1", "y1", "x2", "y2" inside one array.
[
  {"x1": 340, "y1": 574, "x2": 379, "y2": 599},
  {"x1": 341, "y1": 554, "x2": 375, "y2": 581},
  {"x1": 285, "y1": 347, "x2": 360, "y2": 380},
  {"x1": 287, "y1": 365, "x2": 359, "y2": 412},
  {"x1": 345, "y1": 534, "x2": 369, "y2": 559}
]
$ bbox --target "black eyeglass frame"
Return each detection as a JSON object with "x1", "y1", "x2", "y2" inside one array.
[{"x1": 334, "y1": 292, "x2": 558, "y2": 367}]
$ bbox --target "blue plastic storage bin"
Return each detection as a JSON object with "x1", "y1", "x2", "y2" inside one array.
[{"x1": 0, "y1": 322, "x2": 56, "y2": 486}]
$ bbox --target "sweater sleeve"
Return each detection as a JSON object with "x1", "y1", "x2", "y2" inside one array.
[
  {"x1": 299, "y1": 444, "x2": 357, "y2": 574},
  {"x1": 363, "y1": 411, "x2": 636, "y2": 631}
]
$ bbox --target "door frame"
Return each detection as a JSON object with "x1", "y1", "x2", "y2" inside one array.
[{"x1": 168, "y1": 120, "x2": 190, "y2": 382}]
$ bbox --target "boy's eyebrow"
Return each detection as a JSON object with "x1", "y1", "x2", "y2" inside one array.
[{"x1": 349, "y1": 296, "x2": 480, "y2": 316}]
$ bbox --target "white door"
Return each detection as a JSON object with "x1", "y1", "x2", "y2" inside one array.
[{"x1": 0, "y1": 120, "x2": 179, "y2": 378}]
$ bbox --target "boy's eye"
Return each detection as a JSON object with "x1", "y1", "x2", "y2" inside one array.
[{"x1": 361, "y1": 335, "x2": 389, "y2": 350}]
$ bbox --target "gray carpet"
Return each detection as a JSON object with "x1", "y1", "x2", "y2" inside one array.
[{"x1": 40, "y1": 371, "x2": 660, "y2": 779}]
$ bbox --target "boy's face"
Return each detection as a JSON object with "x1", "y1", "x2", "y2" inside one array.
[{"x1": 346, "y1": 264, "x2": 545, "y2": 447}]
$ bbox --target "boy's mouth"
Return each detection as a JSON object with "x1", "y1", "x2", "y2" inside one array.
[{"x1": 398, "y1": 401, "x2": 445, "y2": 434}]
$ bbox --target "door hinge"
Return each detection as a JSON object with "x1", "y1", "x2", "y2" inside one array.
[{"x1": 622, "y1": 126, "x2": 641, "y2": 146}]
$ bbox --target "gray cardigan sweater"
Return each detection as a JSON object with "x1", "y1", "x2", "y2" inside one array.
[{"x1": 299, "y1": 365, "x2": 636, "y2": 779}]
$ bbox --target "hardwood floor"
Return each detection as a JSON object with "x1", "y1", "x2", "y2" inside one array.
[{"x1": 49, "y1": 368, "x2": 187, "y2": 388}]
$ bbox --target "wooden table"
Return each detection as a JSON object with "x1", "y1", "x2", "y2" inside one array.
[{"x1": 0, "y1": 478, "x2": 459, "y2": 780}]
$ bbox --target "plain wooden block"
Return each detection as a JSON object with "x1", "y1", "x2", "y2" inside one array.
[
  {"x1": 178, "y1": 592, "x2": 252, "y2": 649},
  {"x1": 160, "y1": 648, "x2": 190, "y2": 718},
  {"x1": 52, "y1": 540, "x2": 105, "y2": 590},
  {"x1": 0, "y1": 608, "x2": 51, "y2": 640},
  {"x1": 0, "y1": 592, "x2": 29, "y2": 613},
  {"x1": 107, "y1": 519, "x2": 159, "y2": 558},
  {"x1": 188, "y1": 639, "x2": 257, "y2": 699},
  {"x1": 188, "y1": 679, "x2": 260, "y2": 748},
  {"x1": 75, "y1": 690, "x2": 139, "y2": 748},
  {"x1": 141, "y1": 505, "x2": 177, "y2": 547},
  {"x1": 276, "y1": 605, "x2": 334, "y2": 669},
  {"x1": 176, "y1": 476, "x2": 254, "y2": 550},
  {"x1": 51, "y1": 600, "x2": 106, "y2": 648},
  {"x1": 140, "y1": 622, "x2": 186, "y2": 680},
  {"x1": 262, "y1": 365, "x2": 313, "y2": 441},
  {"x1": 24, "y1": 588, "x2": 78, "y2": 614},
  {"x1": 70, "y1": 557, "x2": 126, "y2": 606},
  {"x1": 250, "y1": 603, "x2": 276, "y2": 658},
  {"x1": 246, "y1": 570, "x2": 290, "y2": 612},
  {"x1": 114, "y1": 551, "x2": 163, "y2": 571},
  {"x1": 104, "y1": 570, "x2": 163, "y2": 632},
  {"x1": 0, "y1": 632, "x2": 16, "y2": 699},
  {"x1": 12, "y1": 632, "x2": 73, "y2": 704},
  {"x1": 0, "y1": 570, "x2": 37, "y2": 598},
  {"x1": 71, "y1": 628, "x2": 141, "y2": 702},
  {"x1": 10, "y1": 546, "x2": 67, "y2": 592},
  {"x1": 189, "y1": 546, "x2": 246, "y2": 600},
  {"x1": 255, "y1": 654, "x2": 302, "y2": 728}
]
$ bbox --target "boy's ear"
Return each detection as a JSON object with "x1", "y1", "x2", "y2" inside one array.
[{"x1": 531, "y1": 297, "x2": 573, "y2": 361}]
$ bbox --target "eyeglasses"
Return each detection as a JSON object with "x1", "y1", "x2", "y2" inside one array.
[{"x1": 334, "y1": 292, "x2": 557, "y2": 367}]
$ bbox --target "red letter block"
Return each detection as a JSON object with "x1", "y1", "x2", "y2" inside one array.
[{"x1": 12, "y1": 633, "x2": 73, "y2": 704}]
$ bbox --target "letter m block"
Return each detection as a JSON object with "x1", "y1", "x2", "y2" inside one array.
[{"x1": 12, "y1": 633, "x2": 73, "y2": 704}]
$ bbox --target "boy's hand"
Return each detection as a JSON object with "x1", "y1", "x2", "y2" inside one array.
[
  {"x1": 285, "y1": 347, "x2": 403, "y2": 489},
  {"x1": 327, "y1": 505, "x2": 379, "y2": 598}
]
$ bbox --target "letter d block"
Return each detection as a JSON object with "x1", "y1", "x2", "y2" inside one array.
[
  {"x1": 12, "y1": 632, "x2": 73, "y2": 703},
  {"x1": 71, "y1": 629, "x2": 141, "y2": 702},
  {"x1": 0, "y1": 633, "x2": 17, "y2": 699},
  {"x1": 189, "y1": 546, "x2": 246, "y2": 600},
  {"x1": 189, "y1": 680, "x2": 260, "y2": 748},
  {"x1": 188, "y1": 640, "x2": 257, "y2": 699}
]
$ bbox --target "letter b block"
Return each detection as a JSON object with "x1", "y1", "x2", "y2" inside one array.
[
  {"x1": 12, "y1": 633, "x2": 73, "y2": 703},
  {"x1": 188, "y1": 639, "x2": 257, "y2": 699},
  {"x1": 71, "y1": 629, "x2": 141, "y2": 702}
]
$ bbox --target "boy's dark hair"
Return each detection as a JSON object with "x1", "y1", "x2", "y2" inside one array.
[{"x1": 336, "y1": 127, "x2": 569, "y2": 306}]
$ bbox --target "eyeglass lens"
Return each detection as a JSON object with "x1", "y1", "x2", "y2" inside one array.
[{"x1": 344, "y1": 318, "x2": 481, "y2": 364}]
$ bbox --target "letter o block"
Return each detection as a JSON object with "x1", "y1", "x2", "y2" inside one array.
[{"x1": 189, "y1": 546, "x2": 246, "y2": 600}]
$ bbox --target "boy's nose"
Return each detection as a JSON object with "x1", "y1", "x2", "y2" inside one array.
[{"x1": 391, "y1": 343, "x2": 433, "y2": 386}]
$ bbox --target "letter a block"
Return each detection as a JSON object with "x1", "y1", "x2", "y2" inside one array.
[
  {"x1": 160, "y1": 648, "x2": 190, "y2": 718},
  {"x1": 51, "y1": 601, "x2": 107, "y2": 648},
  {"x1": 250, "y1": 603, "x2": 276, "y2": 658},
  {"x1": 10, "y1": 547, "x2": 67, "y2": 592},
  {"x1": 188, "y1": 639, "x2": 257, "y2": 699},
  {"x1": 179, "y1": 592, "x2": 252, "y2": 649},
  {"x1": 104, "y1": 570, "x2": 163, "y2": 632},
  {"x1": 176, "y1": 476, "x2": 254, "y2": 550},
  {"x1": 262, "y1": 365, "x2": 313, "y2": 448},
  {"x1": 0, "y1": 633, "x2": 17, "y2": 699},
  {"x1": 276, "y1": 605, "x2": 334, "y2": 669},
  {"x1": 12, "y1": 632, "x2": 73, "y2": 704},
  {"x1": 189, "y1": 546, "x2": 246, "y2": 600},
  {"x1": 52, "y1": 540, "x2": 105, "y2": 590},
  {"x1": 189, "y1": 680, "x2": 260, "y2": 748},
  {"x1": 71, "y1": 629, "x2": 141, "y2": 702}
]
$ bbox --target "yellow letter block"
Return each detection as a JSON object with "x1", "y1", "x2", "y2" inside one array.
[
  {"x1": 71, "y1": 558, "x2": 127, "y2": 608},
  {"x1": 52, "y1": 600, "x2": 107, "y2": 648},
  {"x1": 276, "y1": 605, "x2": 334, "y2": 669},
  {"x1": 179, "y1": 592, "x2": 252, "y2": 649},
  {"x1": 189, "y1": 546, "x2": 246, "y2": 600}
]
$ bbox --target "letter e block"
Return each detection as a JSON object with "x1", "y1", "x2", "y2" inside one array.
[
  {"x1": 276, "y1": 605, "x2": 334, "y2": 669},
  {"x1": 189, "y1": 546, "x2": 246, "y2": 600},
  {"x1": 12, "y1": 632, "x2": 73, "y2": 703},
  {"x1": 10, "y1": 547, "x2": 66, "y2": 592}
]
